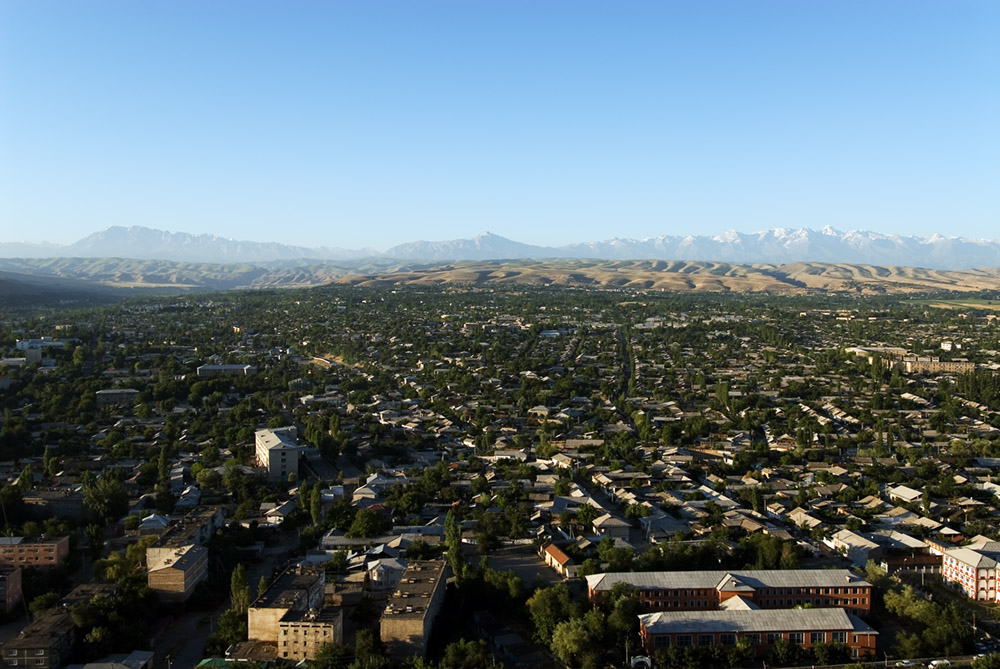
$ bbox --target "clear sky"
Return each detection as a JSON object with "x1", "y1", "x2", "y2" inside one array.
[{"x1": 1, "y1": 1, "x2": 997, "y2": 250}]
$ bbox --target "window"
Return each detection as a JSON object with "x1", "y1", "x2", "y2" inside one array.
[
  {"x1": 789, "y1": 632, "x2": 804, "y2": 645},
  {"x1": 698, "y1": 634, "x2": 713, "y2": 647},
  {"x1": 33, "y1": 650, "x2": 43, "y2": 656},
  {"x1": 6, "y1": 651, "x2": 14, "y2": 657},
  {"x1": 767, "y1": 633, "x2": 781, "y2": 644},
  {"x1": 654, "y1": 635, "x2": 670, "y2": 648},
  {"x1": 745, "y1": 634, "x2": 761, "y2": 645},
  {"x1": 5, "y1": 661, "x2": 15, "y2": 667},
  {"x1": 832, "y1": 632, "x2": 847, "y2": 643},
  {"x1": 720, "y1": 634, "x2": 736, "y2": 646},
  {"x1": 34, "y1": 661, "x2": 44, "y2": 666},
  {"x1": 810, "y1": 632, "x2": 825, "y2": 644},
  {"x1": 676, "y1": 635, "x2": 692, "y2": 648}
]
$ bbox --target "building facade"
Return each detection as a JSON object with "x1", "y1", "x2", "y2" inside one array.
[
  {"x1": 255, "y1": 427, "x2": 300, "y2": 482},
  {"x1": 0, "y1": 536, "x2": 70, "y2": 569},
  {"x1": 638, "y1": 608, "x2": 877, "y2": 658},
  {"x1": 587, "y1": 569, "x2": 872, "y2": 616},
  {"x1": 380, "y1": 560, "x2": 448, "y2": 660},
  {"x1": 942, "y1": 542, "x2": 1000, "y2": 601}
]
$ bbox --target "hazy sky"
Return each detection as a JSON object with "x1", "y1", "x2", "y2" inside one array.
[{"x1": 1, "y1": 1, "x2": 997, "y2": 250}]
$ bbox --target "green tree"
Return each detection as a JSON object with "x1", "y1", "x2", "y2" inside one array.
[
  {"x1": 550, "y1": 618, "x2": 596, "y2": 668},
  {"x1": 527, "y1": 583, "x2": 575, "y2": 644},
  {"x1": 346, "y1": 509, "x2": 388, "y2": 538},
  {"x1": 440, "y1": 638, "x2": 492, "y2": 669},
  {"x1": 445, "y1": 509, "x2": 466, "y2": 581},
  {"x1": 17, "y1": 465, "x2": 33, "y2": 491},
  {"x1": 311, "y1": 484, "x2": 323, "y2": 527},
  {"x1": 29, "y1": 592, "x2": 61, "y2": 619},
  {"x1": 43, "y1": 445, "x2": 58, "y2": 478},
  {"x1": 575, "y1": 503, "x2": 598, "y2": 530},
  {"x1": 85, "y1": 524, "x2": 105, "y2": 561},
  {"x1": 231, "y1": 563, "x2": 250, "y2": 614}
]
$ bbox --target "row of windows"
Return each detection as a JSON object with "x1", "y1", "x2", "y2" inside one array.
[
  {"x1": 652, "y1": 631, "x2": 853, "y2": 648},
  {"x1": 281, "y1": 629, "x2": 331, "y2": 637}
]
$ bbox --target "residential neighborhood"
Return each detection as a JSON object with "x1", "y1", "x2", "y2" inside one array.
[{"x1": 2, "y1": 285, "x2": 1000, "y2": 667}]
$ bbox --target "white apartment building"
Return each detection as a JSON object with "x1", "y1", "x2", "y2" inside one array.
[
  {"x1": 255, "y1": 427, "x2": 300, "y2": 482},
  {"x1": 941, "y1": 540, "x2": 1000, "y2": 601}
]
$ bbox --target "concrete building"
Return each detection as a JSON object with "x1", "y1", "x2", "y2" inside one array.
[
  {"x1": 277, "y1": 608, "x2": 343, "y2": 662},
  {"x1": 587, "y1": 569, "x2": 873, "y2": 616},
  {"x1": 380, "y1": 560, "x2": 448, "y2": 660},
  {"x1": 942, "y1": 540, "x2": 1000, "y2": 601},
  {"x1": 249, "y1": 565, "x2": 326, "y2": 645},
  {"x1": 0, "y1": 536, "x2": 70, "y2": 569},
  {"x1": 196, "y1": 364, "x2": 256, "y2": 378},
  {"x1": 95, "y1": 388, "x2": 139, "y2": 408},
  {"x1": 255, "y1": 427, "x2": 301, "y2": 482},
  {"x1": 0, "y1": 567, "x2": 23, "y2": 613},
  {"x1": 639, "y1": 608, "x2": 877, "y2": 659},
  {"x1": 146, "y1": 506, "x2": 224, "y2": 602},
  {"x1": 146, "y1": 544, "x2": 208, "y2": 602},
  {"x1": 0, "y1": 584, "x2": 116, "y2": 668}
]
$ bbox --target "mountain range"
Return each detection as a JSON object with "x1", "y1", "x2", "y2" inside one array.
[{"x1": 4, "y1": 225, "x2": 1000, "y2": 269}]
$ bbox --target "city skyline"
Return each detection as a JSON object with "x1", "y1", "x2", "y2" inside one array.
[{"x1": 1, "y1": 1, "x2": 997, "y2": 250}]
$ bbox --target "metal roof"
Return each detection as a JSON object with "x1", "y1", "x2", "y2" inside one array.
[
  {"x1": 639, "y1": 608, "x2": 877, "y2": 635},
  {"x1": 587, "y1": 569, "x2": 870, "y2": 592}
]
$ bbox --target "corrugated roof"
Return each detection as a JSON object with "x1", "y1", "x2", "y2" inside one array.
[
  {"x1": 587, "y1": 569, "x2": 870, "y2": 592},
  {"x1": 639, "y1": 608, "x2": 877, "y2": 635}
]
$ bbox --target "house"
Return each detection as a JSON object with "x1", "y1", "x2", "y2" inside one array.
[
  {"x1": 887, "y1": 485, "x2": 923, "y2": 505},
  {"x1": 592, "y1": 513, "x2": 631, "y2": 540},
  {"x1": 828, "y1": 529, "x2": 883, "y2": 568},
  {"x1": 540, "y1": 543, "x2": 575, "y2": 578}
]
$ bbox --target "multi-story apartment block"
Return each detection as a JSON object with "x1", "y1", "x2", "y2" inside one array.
[
  {"x1": 146, "y1": 506, "x2": 224, "y2": 602},
  {"x1": 380, "y1": 560, "x2": 448, "y2": 660},
  {"x1": 249, "y1": 565, "x2": 326, "y2": 646},
  {"x1": 95, "y1": 388, "x2": 139, "y2": 407},
  {"x1": 0, "y1": 536, "x2": 69, "y2": 569},
  {"x1": 0, "y1": 584, "x2": 116, "y2": 668},
  {"x1": 942, "y1": 541, "x2": 1000, "y2": 601},
  {"x1": 196, "y1": 364, "x2": 256, "y2": 378},
  {"x1": 587, "y1": 570, "x2": 873, "y2": 616},
  {"x1": 255, "y1": 427, "x2": 300, "y2": 482}
]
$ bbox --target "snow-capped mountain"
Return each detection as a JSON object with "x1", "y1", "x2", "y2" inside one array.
[
  {"x1": 4, "y1": 225, "x2": 1000, "y2": 269},
  {"x1": 61, "y1": 226, "x2": 376, "y2": 263}
]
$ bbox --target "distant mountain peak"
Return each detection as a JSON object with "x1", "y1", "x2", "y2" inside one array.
[{"x1": 4, "y1": 224, "x2": 1000, "y2": 270}]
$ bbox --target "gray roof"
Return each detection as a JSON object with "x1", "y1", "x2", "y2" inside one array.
[
  {"x1": 639, "y1": 608, "x2": 876, "y2": 635},
  {"x1": 587, "y1": 569, "x2": 870, "y2": 592}
]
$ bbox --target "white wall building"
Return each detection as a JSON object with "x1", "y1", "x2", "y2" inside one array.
[{"x1": 255, "y1": 427, "x2": 301, "y2": 482}]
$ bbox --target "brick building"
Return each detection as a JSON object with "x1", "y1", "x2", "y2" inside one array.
[
  {"x1": 0, "y1": 536, "x2": 70, "y2": 569},
  {"x1": 639, "y1": 608, "x2": 877, "y2": 658},
  {"x1": 146, "y1": 506, "x2": 224, "y2": 602},
  {"x1": 586, "y1": 569, "x2": 872, "y2": 616}
]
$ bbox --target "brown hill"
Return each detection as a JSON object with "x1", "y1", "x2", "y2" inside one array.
[{"x1": 331, "y1": 260, "x2": 1000, "y2": 294}]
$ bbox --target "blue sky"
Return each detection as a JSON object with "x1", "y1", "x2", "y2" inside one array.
[{"x1": 1, "y1": 1, "x2": 997, "y2": 250}]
